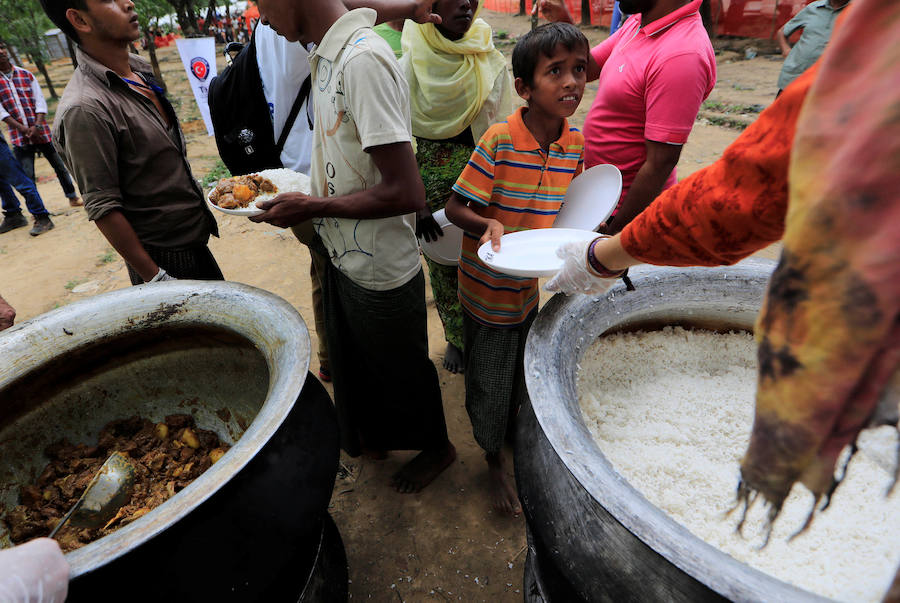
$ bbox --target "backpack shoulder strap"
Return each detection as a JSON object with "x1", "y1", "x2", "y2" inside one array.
[{"x1": 275, "y1": 73, "x2": 313, "y2": 155}]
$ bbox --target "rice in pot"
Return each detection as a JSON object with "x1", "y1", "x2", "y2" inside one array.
[{"x1": 576, "y1": 327, "x2": 899, "y2": 602}]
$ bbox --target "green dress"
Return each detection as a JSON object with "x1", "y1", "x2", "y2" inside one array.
[{"x1": 415, "y1": 136, "x2": 473, "y2": 352}]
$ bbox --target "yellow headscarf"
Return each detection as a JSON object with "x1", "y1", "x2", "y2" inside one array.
[{"x1": 400, "y1": 11, "x2": 512, "y2": 141}]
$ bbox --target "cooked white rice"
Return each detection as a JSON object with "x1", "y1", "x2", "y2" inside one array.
[
  {"x1": 253, "y1": 168, "x2": 311, "y2": 205},
  {"x1": 576, "y1": 327, "x2": 899, "y2": 602}
]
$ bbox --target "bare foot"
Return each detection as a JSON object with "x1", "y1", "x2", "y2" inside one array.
[
  {"x1": 442, "y1": 343, "x2": 464, "y2": 374},
  {"x1": 69, "y1": 197, "x2": 83, "y2": 207},
  {"x1": 487, "y1": 452, "x2": 522, "y2": 516},
  {"x1": 390, "y1": 441, "x2": 456, "y2": 493}
]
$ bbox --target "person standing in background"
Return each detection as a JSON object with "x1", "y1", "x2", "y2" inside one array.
[
  {"x1": 374, "y1": 20, "x2": 405, "y2": 57},
  {"x1": 537, "y1": 0, "x2": 715, "y2": 233},
  {"x1": 0, "y1": 132, "x2": 54, "y2": 236},
  {"x1": 0, "y1": 42, "x2": 81, "y2": 209},
  {"x1": 776, "y1": 0, "x2": 849, "y2": 94},
  {"x1": 42, "y1": 0, "x2": 223, "y2": 284},
  {"x1": 400, "y1": 0, "x2": 513, "y2": 374}
]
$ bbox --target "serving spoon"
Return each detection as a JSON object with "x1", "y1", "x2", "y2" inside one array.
[{"x1": 48, "y1": 452, "x2": 135, "y2": 539}]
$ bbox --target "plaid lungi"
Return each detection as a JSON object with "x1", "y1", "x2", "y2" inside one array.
[
  {"x1": 463, "y1": 311, "x2": 536, "y2": 455},
  {"x1": 323, "y1": 261, "x2": 449, "y2": 456},
  {"x1": 127, "y1": 244, "x2": 224, "y2": 285}
]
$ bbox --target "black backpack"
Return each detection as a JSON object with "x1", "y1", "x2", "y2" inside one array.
[{"x1": 207, "y1": 30, "x2": 311, "y2": 175}]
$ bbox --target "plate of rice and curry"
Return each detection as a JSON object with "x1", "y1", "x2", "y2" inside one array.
[{"x1": 206, "y1": 168, "x2": 311, "y2": 217}]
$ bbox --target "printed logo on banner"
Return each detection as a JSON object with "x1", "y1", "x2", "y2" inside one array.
[{"x1": 190, "y1": 57, "x2": 210, "y2": 81}]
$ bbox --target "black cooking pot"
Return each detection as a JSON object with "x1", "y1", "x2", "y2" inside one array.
[
  {"x1": 516, "y1": 261, "x2": 829, "y2": 603},
  {"x1": 0, "y1": 282, "x2": 347, "y2": 602}
]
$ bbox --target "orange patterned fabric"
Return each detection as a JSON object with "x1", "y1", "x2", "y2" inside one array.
[
  {"x1": 619, "y1": 64, "x2": 816, "y2": 267},
  {"x1": 620, "y1": 0, "x2": 899, "y2": 532},
  {"x1": 740, "y1": 0, "x2": 900, "y2": 518}
]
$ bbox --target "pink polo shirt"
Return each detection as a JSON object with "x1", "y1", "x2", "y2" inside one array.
[{"x1": 583, "y1": 0, "x2": 715, "y2": 204}]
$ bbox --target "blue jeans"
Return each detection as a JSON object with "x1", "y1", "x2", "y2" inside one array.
[
  {"x1": 0, "y1": 140, "x2": 49, "y2": 217},
  {"x1": 13, "y1": 143, "x2": 78, "y2": 199}
]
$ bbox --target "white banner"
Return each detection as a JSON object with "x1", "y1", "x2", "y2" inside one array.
[{"x1": 175, "y1": 37, "x2": 217, "y2": 136}]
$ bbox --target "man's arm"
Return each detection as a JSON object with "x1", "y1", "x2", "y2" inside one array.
[
  {"x1": 2, "y1": 115, "x2": 28, "y2": 136},
  {"x1": 56, "y1": 106, "x2": 159, "y2": 279},
  {"x1": 30, "y1": 75, "x2": 48, "y2": 115},
  {"x1": 601, "y1": 141, "x2": 681, "y2": 234},
  {"x1": 95, "y1": 211, "x2": 160, "y2": 282},
  {"x1": 0, "y1": 294, "x2": 15, "y2": 330},
  {"x1": 776, "y1": 28, "x2": 797, "y2": 56},
  {"x1": 28, "y1": 75, "x2": 48, "y2": 142},
  {"x1": 779, "y1": 10, "x2": 807, "y2": 56},
  {"x1": 0, "y1": 104, "x2": 28, "y2": 137},
  {"x1": 602, "y1": 48, "x2": 715, "y2": 233},
  {"x1": 345, "y1": 0, "x2": 440, "y2": 24},
  {"x1": 254, "y1": 45, "x2": 426, "y2": 229},
  {"x1": 251, "y1": 141, "x2": 424, "y2": 228}
]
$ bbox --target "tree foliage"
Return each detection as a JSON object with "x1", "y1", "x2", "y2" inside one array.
[
  {"x1": 135, "y1": 0, "x2": 175, "y2": 31},
  {"x1": 0, "y1": 0, "x2": 53, "y2": 60},
  {"x1": 164, "y1": 0, "x2": 203, "y2": 35},
  {"x1": 135, "y1": 0, "x2": 174, "y2": 91},
  {"x1": 0, "y1": 0, "x2": 59, "y2": 97}
]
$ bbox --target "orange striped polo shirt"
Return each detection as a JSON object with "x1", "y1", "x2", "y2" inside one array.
[{"x1": 451, "y1": 107, "x2": 584, "y2": 327}]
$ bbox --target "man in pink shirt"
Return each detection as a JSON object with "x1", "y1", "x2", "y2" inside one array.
[{"x1": 538, "y1": 0, "x2": 715, "y2": 232}]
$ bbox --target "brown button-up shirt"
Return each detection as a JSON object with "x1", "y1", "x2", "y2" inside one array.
[{"x1": 53, "y1": 47, "x2": 217, "y2": 248}]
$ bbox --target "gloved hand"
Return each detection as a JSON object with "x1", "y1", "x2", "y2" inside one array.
[
  {"x1": 149, "y1": 268, "x2": 177, "y2": 283},
  {"x1": 0, "y1": 538, "x2": 70, "y2": 603},
  {"x1": 416, "y1": 208, "x2": 444, "y2": 243},
  {"x1": 545, "y1": 238, "x2": 621, "y2": 295}
]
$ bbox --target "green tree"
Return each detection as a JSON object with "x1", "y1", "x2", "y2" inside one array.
[
  {"x1": 165, "y1": 0, "x2": 202, "y2": 36},
  {"x1": 0, "y1": 0, "x2": 58, "y2": 98},
  {"x1": 135, "y1": 0, "x2": 172, "y2": 91}
]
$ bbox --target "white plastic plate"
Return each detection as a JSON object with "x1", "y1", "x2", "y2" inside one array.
[
  {"x1": 553, "y1": 164, "x2": 622, "y2": 231},
  {"x1": 206, "y1": 187, "x2": 267, "y2": 217},
  {"x1": 477, "y1": 228, "x2": 600, "y2": 278},
  {"x1": 419, "y1": 208, "x2": 464, "y2": 266}
]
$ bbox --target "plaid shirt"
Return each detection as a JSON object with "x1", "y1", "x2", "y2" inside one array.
[{"x1": 0, "y1": 67, "x2": 52, "y2": 147}]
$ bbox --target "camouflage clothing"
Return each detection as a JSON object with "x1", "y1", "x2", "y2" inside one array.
[{"x1": 416, "y1": 136, "x2": 472, "y2": 351}]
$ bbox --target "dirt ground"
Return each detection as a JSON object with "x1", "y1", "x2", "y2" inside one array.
[{"x1": 0, "y1": 12, "x2": 784, "y2": 601}]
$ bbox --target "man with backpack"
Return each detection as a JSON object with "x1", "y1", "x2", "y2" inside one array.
[{"x1": 208, "y1": 0, "x2": 441, "y2": 382}]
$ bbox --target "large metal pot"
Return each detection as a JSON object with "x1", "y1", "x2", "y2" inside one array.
[
  {"x1": 517, "y1": 259, "x2": 831, "y2": 602},
  {"x1": 0, "y1": 282, "x2": 346, "y2": 602}
]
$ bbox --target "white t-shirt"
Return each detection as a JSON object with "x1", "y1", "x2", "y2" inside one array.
[
  {"x1": 254, "y1": 24, "x2": 314, "y2": 174},
  {"x1": 309, "y1": 9, "x2": 420, "y2": 291}
]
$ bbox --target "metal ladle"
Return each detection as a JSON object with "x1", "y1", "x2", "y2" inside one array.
[{"x1": 49, "y1": 452, "x2": 136, "y2": 539}]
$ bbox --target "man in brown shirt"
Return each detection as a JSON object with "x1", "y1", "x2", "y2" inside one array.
[{"x1": 43, "y1": 0, "x2": 221, "y2": 284}]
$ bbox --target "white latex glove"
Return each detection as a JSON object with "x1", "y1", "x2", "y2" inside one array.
[
  {"x1": 0, "y1": 538, "x2": 70, "y2": 603},
  {"x1": 148, "y1": 268, "x2": 177, "y2": 283},
  {"x1": 545, "y1": 239, "x2": 620, "y2": 296}
]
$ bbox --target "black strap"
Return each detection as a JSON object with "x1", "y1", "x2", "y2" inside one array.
[{"x1": 275, "y1": 73, "x2": 313, "y2": 154}]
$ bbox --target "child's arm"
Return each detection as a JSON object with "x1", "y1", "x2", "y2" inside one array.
[{"x1": 445, "y1": 192, "x2": 504, "y2": 252}]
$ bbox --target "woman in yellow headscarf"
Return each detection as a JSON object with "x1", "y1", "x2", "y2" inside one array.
[{"x1": 400, "y1": 0, "x2": 513, "y2": 374}]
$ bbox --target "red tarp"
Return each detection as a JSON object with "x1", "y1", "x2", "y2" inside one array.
[{"x1": 481, "y1": 0, "x2": 815, "y2": 39}]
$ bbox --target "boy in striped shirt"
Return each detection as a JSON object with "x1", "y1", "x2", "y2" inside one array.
[{"x1": 445, "y1": 23, "x2": 587, "y2": 515}]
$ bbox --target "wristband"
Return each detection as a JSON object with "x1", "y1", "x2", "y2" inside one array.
[
  {"x1": 149, "y1": 268, "x2": 167, "y2": 283},
  {"x1": 586, "y1": 237, "x2": 627, "y2": 278}
]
